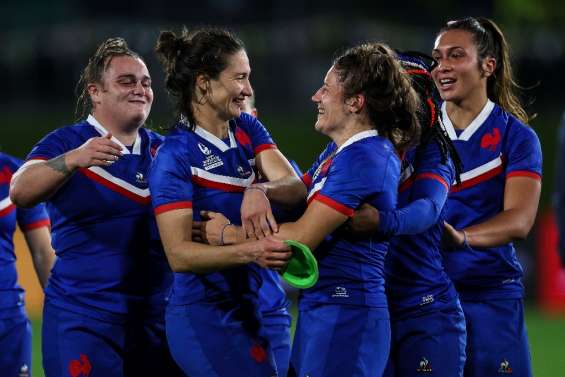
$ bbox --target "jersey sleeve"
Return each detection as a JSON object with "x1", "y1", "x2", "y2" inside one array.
[
  {"x1": 26, "y1": 128, "x2": 75, "y2": 161},
  {"x1": 312, "y1": 145, "x2": 398, "y2": 217},
  {"x1": 17, "y1": 204, "x2": 51, "y2": 232},
  {"x1": 504, "y1": 121, "x2": 542, "y2": 180},
  {"x1": 238, "y1": 113, "x2": 277, "y2": 155},
  {"x1": 149, "y1": 139, "x2": 194, "y2": 215},
  {"x1": 379, "y1": 142, "x2": 453, "y2": 235}
]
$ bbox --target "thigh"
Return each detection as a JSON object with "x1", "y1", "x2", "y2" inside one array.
[
  {"x1": 291, "y1": 305, "x2": 390, "y2": 377},
  {"x1": 389, "y1": 305, "x2": 467, "y2": 377},
  {"x1": 0, "y1": 316, "x2": 32, "y2": 377},
  {"x1": 42, "y1": 302, "x2": 126, "y2": 377},
  {"x1": 461, "y1": 299, "x2": 532, "y2": 377},
  {"x1": 262, "y1": 322, "x2": 291, "y2": 377},
  {"x1": 165, "y1": 303, "x2": 277, "y2": 377}
]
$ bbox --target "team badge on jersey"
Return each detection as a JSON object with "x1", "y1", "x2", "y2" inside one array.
[
  {"x1": 481, "y1": 128, "x2": 501, "y2": 151},
  {"x1": 198, "y1": 142, "x2": 212, "y2": 156},
  {"x1": 68, "y1": 354, "x2": 92, "y2": 377},
  {"x1": 498, "y1": 359, "x2": 513, "y2": 374},
  {"x1": 416, "y1": 357, "x2": 433, "y2": 373}
]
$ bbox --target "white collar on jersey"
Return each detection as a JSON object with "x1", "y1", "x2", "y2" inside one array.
[
  {"x1": 87, "y1": 114, "x2": 142, "y2": 155},
  {"x1": 336, "y1": 129, "x2": 379, "y2": 154},
  {"x1": 194, "y1": 124, "x2": 237, "y2": 152},
  {"x1": 441, "y1": 99, "x2": 495, "y2": 141}
]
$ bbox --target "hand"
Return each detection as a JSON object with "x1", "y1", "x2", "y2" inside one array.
[
  {"x1": 344, "y1": 203, "x2": 380, "y2": 236},
  {"x1": 192, "y1": 211, "x2": 230, "y2": 246},
  {"x1": 442, "y1": 221, "x2": 466, "y2": 249},
  {"x1": 248, "y1": 236, "x2": 292, "y2": 271},
  {"x1": 66, "y1": 133, "x2": 123, "y2": 169},
  {"x1": 241, "y1": 185, "x2": 278, "y2": 240}
]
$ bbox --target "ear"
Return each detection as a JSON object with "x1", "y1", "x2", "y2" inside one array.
[
  {"x1": 481, "y1": 56, "x2": 496, "y2": 78},
  {"x1": 196, "y1": 74, "x2": 209, "y2": 93},
  {"x1": 345, "y1": 94, "x2": 365, "y2": 114},
  {"x1": 87, "y1": 83, "x2": 102, "y2": 107}
]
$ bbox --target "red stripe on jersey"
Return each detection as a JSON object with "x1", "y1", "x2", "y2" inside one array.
[
  {"x1": 0, "y1": 166, "x2": 13, "y2": 184},
  {"x1": 450, "y1": 165, "x2": 503, "y2": 193},
  {"x1": 21, "y1": 219, "x2": 51, "y2": 231},
  {"x1": 506, "y1": 170, "x2": 542, "y2": 180},
  {"x1": 79, "y1": 168, "x2": 151, "y2": 205},
  {"x1": 405, "y1": 69, "x2": 432, "y2": 77},
  {"x1": 312, "y1": 193, "x2": 354, "y2": 217},
  {"x1": 27, "y1": 157, "x2": 49, "y2": 161},
  {"x1": 191, "y1": 175, "x2": 246, "y2": 192},
  {"x1": 154, "y1": 201, "x2": 193, "y2": 215},
  {"x1": 0, "y1": 203, "x2": 16, "y2": 217},
  {"x1": 302, "y1": 173, "x2": 312, "y2": 188},
  {"x1": 254, "y1": 144, "x2": 277, "y2": 155},
  {"x1": 417, "y1": 172, "x2": 449, "y2": 191},
  {"x1": 399, "y1": 175, "x2": 415, "y2": 193},
  {"x1": 235, "y1": 127, "x2": 252, "y2": 147}
]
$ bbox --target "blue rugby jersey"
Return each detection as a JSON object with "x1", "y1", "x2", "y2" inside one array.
[
  {"x1": 25, "y1": 115, "x2": 171, "y2": 322},
  {"x1": 0, "y1": 153, "x2": 50, "y2": 318},
  {"x1": 381, "y1": 141, "x2": 459, "y2": 317},
  {"x1": 150, "y1": 113, "x2": 281, "y2": 307},
  {"x1": 299, "y1": 130, "x2": 400, "y2": 309},
  {"x1": 441, "y1": 100, "x2": 542, "y2": 300}
]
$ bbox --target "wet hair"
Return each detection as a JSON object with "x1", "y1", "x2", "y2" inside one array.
[
  {"x1": 397, "y1": 51, "x2": 462, "y2": 183},
  {"x1": 439, "y1": 17, "x2": 529, "y2": 123},
  {"x1": 76, "y1": 37, "x2": 142, "y2": 120},
  {"x1": 155, "y1": 27, "x2": 245, "y2": 129},
  {"x1": 333, "y1": 43, "x2": 420, "y2": 152}
]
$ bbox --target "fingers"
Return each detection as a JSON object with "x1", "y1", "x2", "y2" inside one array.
[
  {"x1": 266, "y1": 212, "x2": 278, "y2": 233},
  {"x1": 256, "y1": 216, "x2": 271, "y2": 239},
  {"x1": 243, "y1": 219, "x2": 257, "y2": 240}
]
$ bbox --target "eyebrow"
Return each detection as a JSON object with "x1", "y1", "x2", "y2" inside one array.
[{"x1": 116, "y1": 74, "x2": 151, "y2": 81}]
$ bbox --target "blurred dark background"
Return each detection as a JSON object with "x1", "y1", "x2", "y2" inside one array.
[{"x1": 1, "y1": 0, "x2": 564, "y2": 302}]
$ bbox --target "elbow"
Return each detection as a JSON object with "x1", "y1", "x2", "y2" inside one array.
[
  {"x1": 9, "y1": 182, "x2": 34, "y2": 208},
  {"x1": 512, "y1": 217, "x2": 536, "y2": 241}
]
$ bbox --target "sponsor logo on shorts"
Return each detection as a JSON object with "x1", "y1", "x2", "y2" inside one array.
[
  {"x1": 498, "y1": 359, "x2": 513, "y2": 374},
  {"x1": 420, "y1": 294, "x2": 434, "y2": 306},
  {"x1": 416, "y1": 357, "x2": 433, "y2": 373},
  {"x1": 68, "y1": 354, "x2": 92, "y2": 377},
  {"x1": 331, "y1": 286, "x2": 349, "y2": 298},
  {"x1": 18, "y1": 364, "x2": 29, "y2": 377}
]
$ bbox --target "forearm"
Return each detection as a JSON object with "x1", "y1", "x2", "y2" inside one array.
[
  {"x1": 10, "y1": 156, "x2": 75, "y2": 207},
  {"x1": 464, "y1": 208, "x2": 536, "y2": 248},
  {"x1": 166, "y1": 240, "x2": 255, "y2": 274},
  {"x1": 31, "y1": 250, "x2": 55, "y2": 288},
  {"x1": 260, "y1": 176, "x2": 307, "y2": 207},
  {"x1": 380, "y1": 198, "x2": 441, "y2": 236}
]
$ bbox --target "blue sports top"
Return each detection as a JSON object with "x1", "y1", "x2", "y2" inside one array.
[
  {"x1": 26, "y1": 116, "x2": 171, "y2": 323},
  {"x1": 299, "y1": 130, "x2": 400, "y2": 309},
  {"x1": 380, "y1": 141, "x2": 459, "y2": 317},
  {"x1": 150, "y1": 113, "x2": 286, "y2": 312},
  {"x1": 0, "y1": 153, "x2": 50, "y2": 318},
  {"x1": 441, "y1": 100, "x2": 542, "y2": 300}
]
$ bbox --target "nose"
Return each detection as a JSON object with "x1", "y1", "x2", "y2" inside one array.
[
  {"x1": 242, "y1": 79, "x2": 253, "y2": 97},
  {"x1": 435, "y1": 58, "x2": 451, "y2": 73},
  {"x1": 312, "y1": 88, "x2": 322, "y2": 103},
  {"x1": 132, "y1": 81, "x2": 148, "y2": 96}
]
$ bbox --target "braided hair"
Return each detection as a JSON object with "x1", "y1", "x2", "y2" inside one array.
[{"x1": 396, "y1": 51, "x2": 462, "y2": 183}]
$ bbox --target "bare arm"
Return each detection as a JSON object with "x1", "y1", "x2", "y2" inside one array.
[
  {"x1": 10, "y1": 134, "x2": 123, "y2": 208},
  {"x1": 444, "y1": 176, "x2": 541, "y2": 248},
  {"x1": 156, "y1": 208, "x2": 291, "y2": 273},
  {"x1": 201, "y1": 201, "x2": 348, "y2": 252},
  {"x1": 22, "y1": 226, "x2": 55, "y2": 288},
  {"x1": 241, "y1": 149, "x2": 307, "y2": 239}
]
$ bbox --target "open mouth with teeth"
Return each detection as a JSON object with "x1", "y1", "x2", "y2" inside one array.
[{"x1": 438, "y1": 78, "x2": 456, "y2": 89}]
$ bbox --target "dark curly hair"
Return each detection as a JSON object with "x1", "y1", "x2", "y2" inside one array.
[
  {"x1": 333, "y1": 43, "x2": 420, "y2": 153},
  {"x1": 397, "y1": 51, "x2": 462, "y2": 183},
  {"x1": 155, "y1": 27, "x2": 245, "y2": 129},
  {"x1": 75, "y1": 37, "x2": 142, "y2": 120}
]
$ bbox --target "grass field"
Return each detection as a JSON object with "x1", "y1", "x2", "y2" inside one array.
[{"x1": 29, "y1": 306, "x2": 565, "y2": 377}]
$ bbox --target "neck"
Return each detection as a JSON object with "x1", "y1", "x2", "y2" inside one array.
[
  {"x1": 331, "y1": 121, "x2": 373, "y2": 148},
  {"x1": 445, "y1": 90, "x2": 489, "y2": 130},
  {"x1": 193, "y1": 104, "x2": 230, "y2": 138},
  {"x1": 92, "y1": 112, "x2": 141, "y2": 145}
]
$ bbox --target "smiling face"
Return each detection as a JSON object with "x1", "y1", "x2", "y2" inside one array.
[
  {"x1": 90, "y1": 55, "x2": 153, "y2": 129},
  {"x1": 311, "y1": 66, "x2": 349, "y2": 136},
  {"x1": 431, "y1": 29, "x2": 490, "y2": 105},
  {"x1": 205, "y1": 49, "x2": 253, "y2": 122}
]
